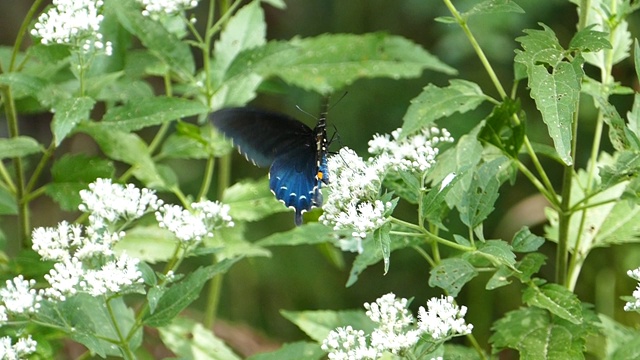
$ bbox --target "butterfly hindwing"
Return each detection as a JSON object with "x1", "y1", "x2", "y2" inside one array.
[
  {"x1": 211, "y1": 108, "x2": 314, "y2": 167},
  {"x1": 211, "y1": 106, "x2": 329, "y2": 225}
]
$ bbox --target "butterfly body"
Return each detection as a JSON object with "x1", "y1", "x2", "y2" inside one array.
[{"x1": 211, "y1": 107, "x2": 329, "y2": 225}]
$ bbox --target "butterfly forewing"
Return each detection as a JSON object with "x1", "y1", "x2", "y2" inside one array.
[
  {"x1": 211, "y1": 108, "x2": 314, "y2": 167},
  {"x1": 211, "y1": 106, "x2": 329, "y2": 225}
]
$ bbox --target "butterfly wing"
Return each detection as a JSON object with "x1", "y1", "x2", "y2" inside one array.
[{"x1": 211, "y1": 108, "x2": 314, "y2": 167}]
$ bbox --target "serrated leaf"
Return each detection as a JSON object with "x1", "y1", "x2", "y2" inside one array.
[
  {"x1": 144, "y1": 258, "x2": 240, "y2": 327},
  {"x1": 515, "y1": 253, "x2": 547, "y2": 282},
  {"x1": 281, "y1": 309, "x2": 374, "y2": 343},
  {"x1": 512, "y1": 227, "x2": 545, "y2": 252},
  {"x1": 159, "y1": 317, "x2": 241, "y2": 360},
  {"x1": 599, "y1": 151, "x2": 640, "y2": 189},
  {"x1": 578, "y1": 1, "x2": 632, "y2": 70},
  {"x1": 527, "y1": 58, "x2": 583, "y2": 165},
  {"x1": 490, "y1": 307, "x2": 586, "y2": 359},
  {"x1": 401, "y1": 80, "x2": 487, "y2": 137},
  {"x1": 523, "y1": 284, "x2": 582, "y2": 324},
  {"x1": 78, "y1": 124, "x2": 166, "y2": 188},
  {"x1": 590, "y1": 92, "x2": 635, "y2": 151},
  {"x1": 226, "y1": 33, "x2": 455, "y2": 95},
  {"x1": 110, "y1": 0, "x2": 194, "y2": 77},
  {"x1": 464, "y1": 0, "x2": 525, "y2": 17},
  {"x1": 458, "y1": 157, "x2": 508, "y2": 229},
  {"x1": 51, "y1": 97, "x2": 96, "y2": 146},
  {"x1": 627, "y1": 93, "x2": 640, "y2": 141},
  {"x1": 595, "y1": 314, "x2": 640, "y2": 359},
  {"x1": 0, "y1": 136, "x2": 42, "y2": 159},
  {"x1": 99, "y1": 97, "x2": 207, "y2": 132},
  {"x1": 374, "y1": 222, "x2": 392, "y2": 274},
  {"x1": 247, "y1": 341, "x2": 324, "y2": 360},
  {"x1": 222, "y1": 177, "x2": 292, "y2": 221},
  {"x1": 429, "y1": 258, "x2": 478, "y2": 297},
  {"x1": 256, "y1": 222, "x2": 333, "y2": 246},
  {"x1": 569, "y1": 26, "x2": 612, "y2": 53}
]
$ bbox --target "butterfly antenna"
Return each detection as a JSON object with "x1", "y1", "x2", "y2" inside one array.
[{"x1": 295, "y1": 105, "x2": 317, "y2": 121}]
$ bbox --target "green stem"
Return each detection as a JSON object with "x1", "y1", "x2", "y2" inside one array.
[
  {"x1": 2, "y1": 87, "x2": 29, "y2": 247},
  {"x1": 198, "y1": 155, "x2": 215, "y2": 200},
  {"x1": 390, "y1": 218, "x2": 476, "y2": 252},
  {"x1": 25, "y1": 142, "x2": 56, "y2": 194},
  {"x1": 7, "y1": 0, "x2": 44, "y2": 72},
  {"x1": 106, "y1": 297, "x2": 135, "y2": 360},
  {"x1": 466, "y1": 332, "x2": 487, "y2": 360},
  {"x1": 0, "y1": 162, "x2": 16, "y2": 194}
]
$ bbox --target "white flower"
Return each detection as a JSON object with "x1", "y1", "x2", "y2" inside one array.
[
  {"x1": 79, "y1": 178, "x2": 163, "y2": 227},
  {"x1": 156, "y1": 200, "x2": 234, "y2": 243},
  {"x1": 137, "y1": 0, "x2": 199, "y2": 18},
  {"x1": 0, "y1": 335, "x2": 37, "y2": 359},
  {"x1": 320, "y1": 148, "x2": 390, "y2": 246},
  {"x1": 0, "y1": 276, "x2": 42, "y2": 315},
  {"x1": 31, "y1": 221, "x2": 82, "y2": 261},
  {"x1": 83, "y1": 254, "x2": 143, "y2": 296},
  {"x1": 365, "y1": 293, "x2": 419, "y2": 354},
  {"x1": 624, "y1": 267, "x2": 640, "y2": 311},
  {"x1": 43, "y1": 258, "x2": 86, "y2": 301},
  {"x1": 30, "y1": 0, "x2": 112, "y2": 55},
  {"x1": 417, "y1": 295, "x2": 473, "y2": 340},
  {"x1": 321, "y1": 326, "x2": 377, "y2": 360},
  {"x1": 368, "y1": 127, "x2": 453, "y2": 174}
]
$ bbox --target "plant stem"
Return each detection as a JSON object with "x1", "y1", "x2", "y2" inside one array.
[{"x1": 1, "y1": 87, "x2": 29, "y2": 247}]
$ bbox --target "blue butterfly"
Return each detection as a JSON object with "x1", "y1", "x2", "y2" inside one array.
[{"x1": 211, "y1": 106, "x2": 329, "y2": 225}]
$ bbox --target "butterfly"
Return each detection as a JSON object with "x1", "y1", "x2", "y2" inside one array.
[{"x1": 210, "y1": 104, "x2": 330, "y2": 225}]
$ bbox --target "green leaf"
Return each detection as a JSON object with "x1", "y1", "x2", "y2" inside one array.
[
  {"x1": 0, "y1": 187, "x2": 17, "y2": 215},
  {"x1": 0, "y1": 73, "x2": 48, "y2": 99},
  {"x1": 159, "y1": 317, "x2": 241, "y2": 360},
  {"x1": 569, "y1": 26, "x2": 612, "y2": 53},
  {"x1": 478, "y1": 99, "x2": 525, "y2": 157},
  {"x1": 45, "y1": 154, "x2": 115, "y2": 211},
  {"x1": 281, "y1": 309, "x2": 374, "y2": 343},
  {"x1": 429, "y1": 258, "x2": 478, "y2": 297},
  {"x1": 226, "y1": 33, "x2": 455, "y2": 96},
  {"x1": 514, "y1": 253, "x2": 547, "y2": 282},
  {"x1": 222, "y1": 177, "x2": 292, "y2": 221},
  {"x1": 636, "y1": 39, "x2": 640, "y2": 85},
  {"x1": 99, "y1": 97, "x2": 208, "y2": 132},
  {"x1": 515, "y1": 24, "x2": 584, "y2": 165},
  {"x1": 51, "y1": 97, "x2": 96, "y2": 146},
  {"x1": 0, "y1": 136, "x2": 42, "y2": 159},
  {"x1": 401, "y1": 80, "x2": 487, "y2": 137},
  {"x1": 247, "y1": 342, "x2": 324, "y2": 360},
  {"x1": 522, "y1": 284, "x2": 582, "y2": 324},
  {"x1": 490, "y1": 307, "x2": 586, "y2": 359},
  {"x1": 464, "y1": 0, "x2": 525, "y2": 17},
  {"x1": 211, "y1": 1, "x2": 266, "y2": 86},
  {"x1": 473, "y1": 240, "x2": 516, "y2": 268},
  {"x1": 578, "y1": 1, "x2": 631, "y2": 70},
  {"x1": 78, "y1": 124, "x2": 166, "y2": 188},
  {"x1": 110, "y1": 0, "x2": 194, "y2": 77},
  {"x1": 590, "y1": 91, "x2": 635, "y2": 151},
  {"x1": 144, "y1": 258, "x2": 240, "y2": 327},
  {"x1": 37, "y1": 295, "x2": 140, "y2": 358},
  {"x1": 115, "y1": 225, "x2": 180, "y2": 263},
  {"x1": 627, "y1": 93, "x2": 640, "y2": 142},
  {"x1": 346, "y1": 231, "x2": 423, "y2": 287},
  {"x1": 256, "y1": 222, "x2": 333, "y2": 247},
  {"x1": 458, "y1": 157, "x2": 508, "y2": 229},
  {"x1": 486, "y1": 265, "x2": 513, "y2": 290},
  {"x1": 260, "y1": 0, "x2": 286, "y2": 9},
  {"x1": 206, "y1": 222, "x2": 270, "y2": 259},
  {"x1": 594, "y1": 314, "x2": 640, "y2": 359},
  {"x1": 511, "y1": 227, "x2": 545, "y2": 252},
  {"x1": 421, "y1": 173, "x2": 462, "y2": 229}
]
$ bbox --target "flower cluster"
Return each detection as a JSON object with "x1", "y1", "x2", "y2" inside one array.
[
  {"x1": 368, "y1": 127, "x2": 453, "y2": 174},
  {"x1": 137, "y1": 0, "x2": 199, "y2": 18},
  {"x1": 0, "y1": 335, "x2": 38, "y2": 359},
  {"x1": 321, "y1": 124, "x2": 452, "y2": 249},
  {"x1": 30, "y1": 0, "x2": 112, "y2": 56},
  {"x1": 321, "y1": 293, "x2": 472, "y2": 360},
  {"x1": 29, "y1": 179, "x2": 233, "y2": 301},
  {"x1": 624, "y1": 267, "x2": 640, "y2": 312},
  {"x1": 156, "y1": 200, "x2": 234, "y2": 244}
]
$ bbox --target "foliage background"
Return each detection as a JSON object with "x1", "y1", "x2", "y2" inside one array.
[{"x1": 2, "y1": 0, "x2": 640, "y2": 355}]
